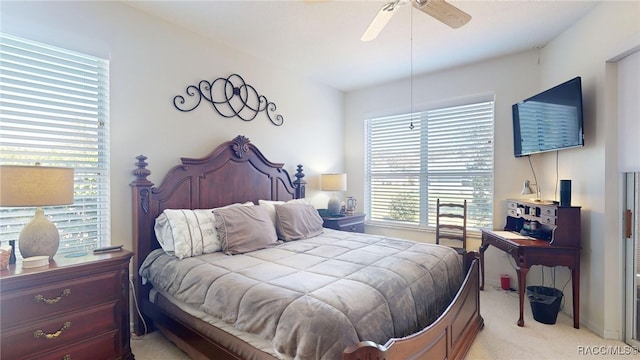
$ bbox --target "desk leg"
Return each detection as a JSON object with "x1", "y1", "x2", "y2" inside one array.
[
  {"x1": 516, "y1": 266, "x2": 529, "y2": 327},
  {"x1": 572, "y1": 265, "x2": 580, "y2": 329},
  {"x1": 479, "y1": 243, "x2": 489, "y2": 291}
]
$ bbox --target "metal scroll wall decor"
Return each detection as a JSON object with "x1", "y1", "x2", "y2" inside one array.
[{"x1": 173, "y1": 73, "x2": 284, "y2": 126}]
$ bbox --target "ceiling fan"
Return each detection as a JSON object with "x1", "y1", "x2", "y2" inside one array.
[{"x1": 361, "y1": 0, "x2": 471, "y2": 41}]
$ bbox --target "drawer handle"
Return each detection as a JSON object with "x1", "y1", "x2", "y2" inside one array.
[
  {"x1": 63, "y1": 356, "x2": 71, "y2": 360},
  {"x1": 35, "y1": 288, "x2": 71, "y2": 304},
  {"x1": 34, "y1": 321, "x2": 71, "y2": 340}
]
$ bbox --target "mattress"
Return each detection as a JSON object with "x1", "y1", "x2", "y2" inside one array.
[{"x1": 140, "y1": 229, "x2": 463, "y2": 360}]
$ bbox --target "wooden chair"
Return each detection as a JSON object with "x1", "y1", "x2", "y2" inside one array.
[{"x1": 436, "y1": 199, "x2": 467, "y2": 255}]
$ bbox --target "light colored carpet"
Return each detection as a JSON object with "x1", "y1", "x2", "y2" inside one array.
[
  {"x1": 468, "y1": 285, "x2": 636, "y2": 359},
  {"x1": 131, "y1": 286, "x2": 636, "y2": 359}
]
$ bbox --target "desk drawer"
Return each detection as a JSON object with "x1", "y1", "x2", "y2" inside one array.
[
  {"x1": 483, "y1": 234, "x2": 519, "y2": 254},
  {"x1": 1, "y1": 272, "x2": 117, "y2": 327},
  {"x1": 539, "y1": 215, "x2": 556, "y2": 225},
  {"x1": 540, "y1": 206, "x2": 556, "y2": 216},
  {"x1": 2, "y1": 301, "x2": 118, "y2": 359},
  {"x1": 501, "y1": 241, "x2": 519, "y2": 255}
]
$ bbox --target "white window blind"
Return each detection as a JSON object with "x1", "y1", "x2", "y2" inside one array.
[
  {"x1": 0, "y1": 33, "x2": 110, "y2": 258},
  {"x1": 365, "y1": 100, "x2": 494, "y2": 229}
]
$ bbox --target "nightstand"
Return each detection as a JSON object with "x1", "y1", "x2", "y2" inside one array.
[
  {"x1": 322, "y1": 213, "x2": 366, "y2": 233},
  {"x1": 0, "y1": 250, "x2": 134, "y2": 360}
]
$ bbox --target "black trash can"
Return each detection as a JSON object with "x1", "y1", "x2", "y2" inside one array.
[{"x1": 526, "y1": 286, "x2": 563, "y2": 325}]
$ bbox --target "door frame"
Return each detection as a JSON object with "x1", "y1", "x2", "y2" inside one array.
[{"x1": 624, "y1": 172, "x2": 639, "y2": 348}]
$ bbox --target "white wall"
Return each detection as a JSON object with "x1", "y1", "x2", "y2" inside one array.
[
  {"x1": 538, "y1": 1, "x2": 640, "y2": 339},
  {"x1": 0, "y1": 1, "x2": 345, "y2": 251},
  {"x1": 345, "y1": 1, "x2": 640, "y2": 339}
]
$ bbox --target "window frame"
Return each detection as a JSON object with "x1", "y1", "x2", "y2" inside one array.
[
  {"x1": 364, "y1": 96, "x2": 495, "y2": 232},
  {"x1": 0, "y1": 33, "x2": 111, "y2": 258}
]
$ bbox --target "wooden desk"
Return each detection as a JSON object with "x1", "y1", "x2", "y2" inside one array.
[{"x1": 480, "y1": 229, "x2": 580, "y2": 328}]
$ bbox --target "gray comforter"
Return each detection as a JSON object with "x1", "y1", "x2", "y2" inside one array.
[{"x1": 140, "y1": 229, "x2": 463, "y2": 360}]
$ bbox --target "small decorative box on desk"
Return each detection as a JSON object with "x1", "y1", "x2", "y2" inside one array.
[
  {"x1": 322, "y1": 213, "x2": 366, "y2": 233},
  {"x1": 0, "y1": 250, "x2": 134, "y2": 360}
]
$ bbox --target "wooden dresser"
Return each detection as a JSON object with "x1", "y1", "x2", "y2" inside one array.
[{"x1": 0, "y1": 250, "x2": 134, "y2": 360}]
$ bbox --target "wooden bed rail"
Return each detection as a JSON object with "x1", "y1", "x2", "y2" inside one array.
[{"x1": 343, "y1": 252, "x2": 483, "y2": 360}]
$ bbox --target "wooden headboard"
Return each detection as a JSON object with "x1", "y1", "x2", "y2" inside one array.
[{"x1": 130, "y1": 135, "x2": 305, "y2": 334}]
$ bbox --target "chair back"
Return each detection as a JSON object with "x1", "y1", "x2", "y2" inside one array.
[{"x1": 436, "y1": 199, "x2": 467, "y2": 254}]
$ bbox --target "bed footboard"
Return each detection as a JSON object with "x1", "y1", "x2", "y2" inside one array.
[{"x1": 343, "y1": 252, "x2": 483, "y2": 360}]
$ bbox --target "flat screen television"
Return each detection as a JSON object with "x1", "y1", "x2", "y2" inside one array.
[{"x1": 512, "y1": 77, "x2": 584, "y2": 157}]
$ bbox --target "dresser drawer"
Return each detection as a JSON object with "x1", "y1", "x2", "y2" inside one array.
[
  {"x1": 2, "y1": 301, "x2": 119, "y2": 359},
  {"x1": 1, "y1": 272, "x2": 118, "y2": 328},
  {"x1": 28, "y1": 330, "x2": 120, "y2": 360},
  {"x1": 336, "y1": 222, "x2": 365, "y2": 233},
  {"x1": 322, "y1": 213, "x2": 366, "y2": 233}
]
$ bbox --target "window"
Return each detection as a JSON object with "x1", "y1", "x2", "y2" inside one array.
[
  {"x1": 0, "y1": 33, "x2": 110, "y2": 258},
  {"x1": 365, "y1": 99, "x2": 494, "y2": 230}
]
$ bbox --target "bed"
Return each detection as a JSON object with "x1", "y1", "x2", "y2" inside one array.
[{"x1": 131, "y1": 135, "x2": 484, "y2": 360}]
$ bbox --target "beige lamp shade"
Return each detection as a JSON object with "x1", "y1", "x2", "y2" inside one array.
[
  {"x1": 321, "y1": 173, "x2": 347, "y2": 215},
  {"x1": 321, "y1": 173, "x2": 347, "y2": 192},
  {"x1": 0, "y1": 165, "x2": 74, "y2": 260},
  {"x1": 0, "y1": 165, "x2": 75, "y2": 207}
]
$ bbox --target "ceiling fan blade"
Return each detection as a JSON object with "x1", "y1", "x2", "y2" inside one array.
[
  {"x1": 413, "y1": 0, "x2": 471, "y2": 29},
  {"x1": 361, "y1": 1, "x2": 400, "y2": 42}
]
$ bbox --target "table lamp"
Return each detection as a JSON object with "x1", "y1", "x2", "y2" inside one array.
[
  {"x1": 0, "y1": 165, "x2": 74, "y2": 260},
  {"x1": 520, "y1": 180, "x2": 541, "y2": 201},
  {"x1": 321, "y1": 173, "x2": 346, "y2": 215}
]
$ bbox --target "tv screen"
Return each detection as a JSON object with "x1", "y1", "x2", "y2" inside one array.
[{"x1": 512, "y1": 77, "x2": 584, "y2": 157}]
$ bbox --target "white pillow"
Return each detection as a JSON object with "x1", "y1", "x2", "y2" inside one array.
[
  {"x1": 154, "y1": 202, "x2": 253, "y2": 259},
  {"x1": 258, "y1": 198, "x2": 310, "y2": 226}
]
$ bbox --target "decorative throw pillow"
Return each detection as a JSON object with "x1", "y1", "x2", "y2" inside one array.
[
  {"x1": 258, "y1": 198, "x2": 310, "y2": 226},
  {"x1": 154, "y1": 209, "x2": 217, "y2": 259},
  {"x1": 154, "y1": 202, "x2": 253, "y2": 259},
  {"x1": 273, "y1": 203, "x2": 324, "y2": 241},
  {"x1": 214, "y1": 205, "x2": 278, "y2": 255}
]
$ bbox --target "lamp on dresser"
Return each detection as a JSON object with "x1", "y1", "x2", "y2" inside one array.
[
  {"x1": 321, "y1": 173, "x2": 347, "y2": 215},
  {"x1": 0, "y1": 164, "x2": 74, "y2": 261}
]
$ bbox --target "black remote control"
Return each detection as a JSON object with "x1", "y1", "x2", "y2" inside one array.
[{"x1": 93, "y1": 245, "x2": 124, "y2": 253}]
